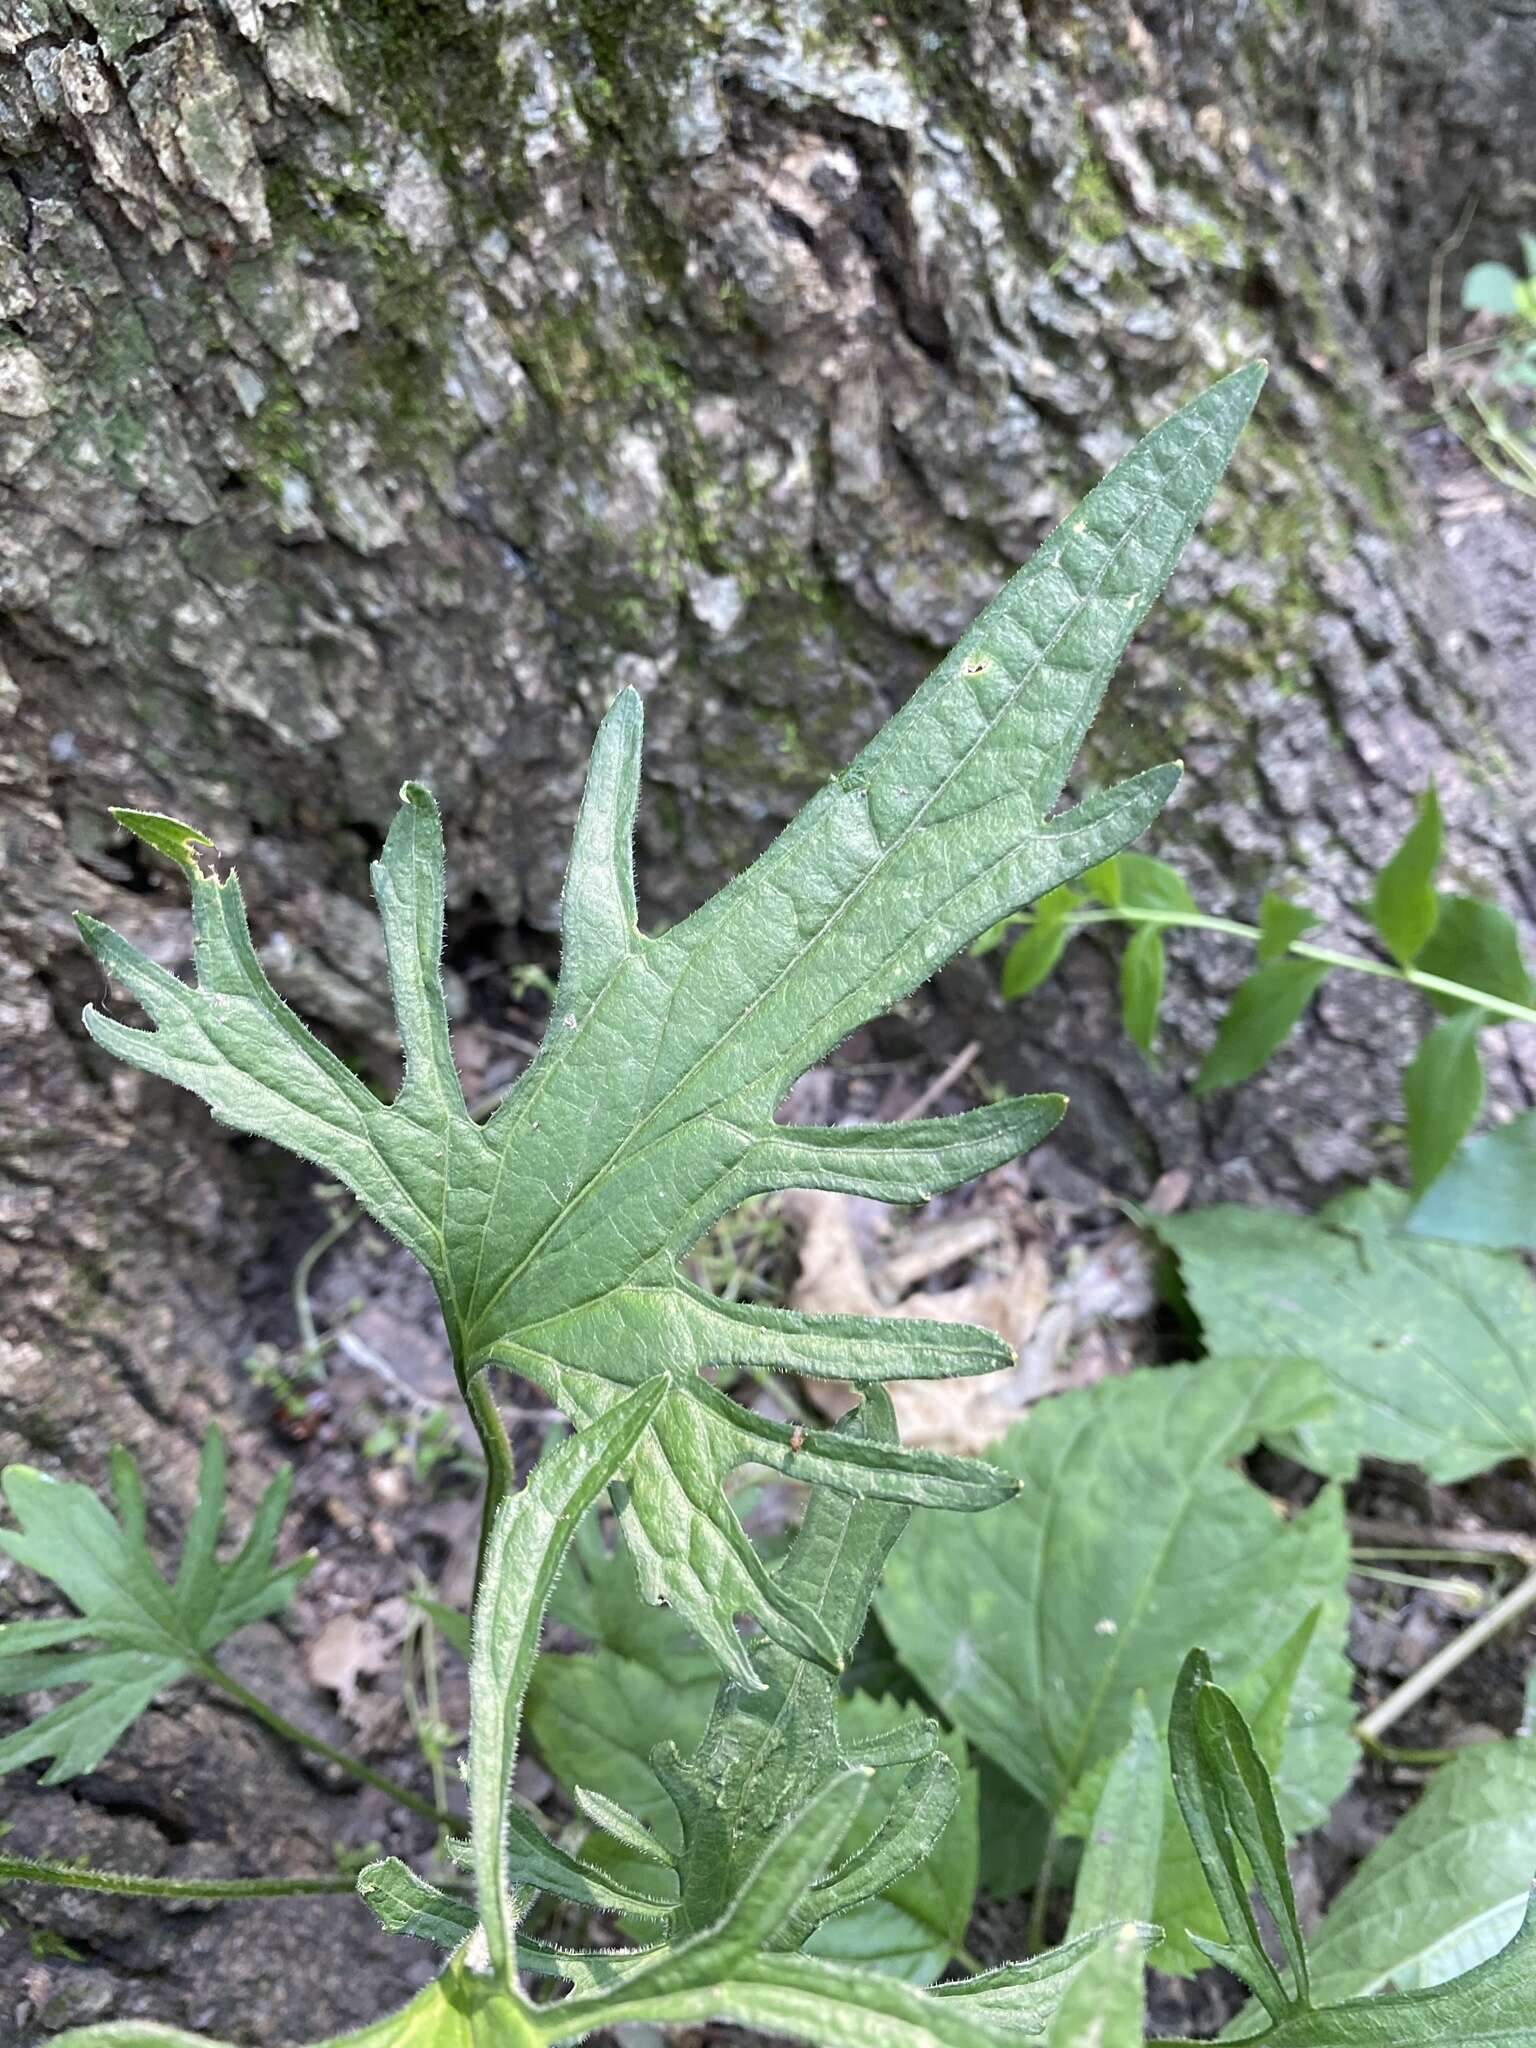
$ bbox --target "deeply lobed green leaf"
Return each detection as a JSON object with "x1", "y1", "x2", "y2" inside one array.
[
  {"x1": 78, "y1": 367, "x2": 1265, "y2": 1682},
  {"x1": 0, "y1": 1429, "x2": 310, "y2": 1782}
]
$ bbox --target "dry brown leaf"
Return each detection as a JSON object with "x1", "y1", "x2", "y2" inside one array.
[
  {"x1": 782, "y1": 1184, "x2": 1155, "y2": 1454},
  {"x1": 306, "y1": 1612, "x2": 391, "y2": 1716}
]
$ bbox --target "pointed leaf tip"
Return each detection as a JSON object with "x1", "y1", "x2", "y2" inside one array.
[{"x1": 108, "y1": 809, "x2": 216, "y2": 878}]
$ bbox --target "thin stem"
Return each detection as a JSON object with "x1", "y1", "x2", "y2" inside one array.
[
  {"x1": 292, "y1": 1204, "x2": 359, "y2": 1364},
  {"x1": 0, "y1": 1852, "x2": 355, "y2": 1901},
  {"x1": 467, "y1": 1371, "x2": 517, "y2": 1598},
  {"x1": 1358, "y1": 1733, "x2": 1467, "y2": 1769},
  {"x1": 1037, "y1": 905, "x2": 1536, "y2": 1029},
  {"x1": 198, "y1": 1659, "x2": 456, "y2": 1828},
  {"x1": 1025, "y1": 1820, "x2": 1061, "y2": 1956},
  {"x1": 1355, "y1": 1563, "x2": 1536, "y2": 1744}
]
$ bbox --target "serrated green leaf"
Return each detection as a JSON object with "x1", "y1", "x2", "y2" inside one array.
[
  {"x1": 1407, "y1": 1109, "x2": 1536, "y2": 1251},
  {"x1": 529, "y1": 1400, "x2": 977, "y2": 1979},
  {"x1": 1305, "y1": 1737, "x2": 1536, "y2": 1999},
  {"x1": 1403, "y1": 1009, "x2": 1485, "y2": 1195},
  {"x1": 879, "y1": 1360, "x2": 1351, "y2": 1814},
  {"x1": 1257, "y1": 893, "x2": 1318, "y2": 965},
  {"x1": 1120, "y1": 925, "x2": 1165, "y2": 1054},
  {"x1": 76, "y1": 369, "x2": 1264, "y2": 1681},
  {"x1": 1417, "y1": 892, "x2": 1535, "y2": 1014},
  {"x1": 109, "y1": 808, "x2": 217, "y2": 878},
  {"x1": 1067, "y1": 1699, "x2": 1163, "y2": 1939},
  {"x1": 1154, "y1": 1181, "x2": 1536, "y2": 1480},
  {"x1": 877, "y1": 1359, "x2": 1355, "y2": 1975},
  {"x1": 0, "y1": 1428, "x2": 310, "y2": 1783},
  {"x1": 357, "y1": 1859, "x2": 479, "y2": 1948},
  {"x1": 802, "y1": 1693, "x2": 978, "y2": 1983},
  {"x1": 1194, "y1": 958, "x2": 1329, "y2": 1094},
  {"x1": 1369, "y1": 787, "x2": 1442, "y2": 968}
]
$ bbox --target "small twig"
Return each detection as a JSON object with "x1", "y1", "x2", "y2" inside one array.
[
  {"x1": 1355, "y1": 1563, "x2": 1536, "y2": 1745},
  {"x1": 897, "y1": 1040, "x2": 983, "y2": 1124},
  {"x1": 1349, "y1": 1517, "x2": 1536, "y2": 1567},
  {"x1": 292, "y1": 1202, "x2": 359, "y2": 1364}
]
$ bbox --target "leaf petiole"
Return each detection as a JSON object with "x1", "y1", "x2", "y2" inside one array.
[{"x1": 196, "y1": 1660, "x2": 457, "y2": 1829}]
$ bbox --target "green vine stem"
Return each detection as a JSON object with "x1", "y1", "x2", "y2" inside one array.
[
  {"x1": 196, "y1": 1659, "x2": 457, "y2": 1830},
  {"x1": 1016, "y1": 903, "x2": 1536, "y2": 1030},
  {"x1": 0, "y1": 1853, "x2": 356, "y2": 1901}
]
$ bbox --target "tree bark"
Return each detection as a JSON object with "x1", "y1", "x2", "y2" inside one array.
[{"x1": 2, "y1": 2, "x2": 1533, "y2": 2034}]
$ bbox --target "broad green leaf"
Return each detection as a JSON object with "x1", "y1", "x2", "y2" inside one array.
[
  {"x1": 1002, "y1": 890, "x2": 1076, "y2": 998},
  {"x1": 1305, "y1": 1737, "x2": 1536, "y2": 1999},
  {"x1": 1194, "y1": 958, "x2": 1329, "y2": 1094},
  {"x1": 1403, "y1": 1009, "x2": 1485, "y2": 1194},
  {"x1": 877, "y1": 1359, "x2": 1355, "y2": 1971},
  {"x1": 0, "y1": 1428, "x2": 310, "y2": 1782},
  {"x1": 1155, "y1": 1181, "x2": 1536, "y2": 1480},
  {"x1": 1120, "y1": 925, "x2": 1165, "y2": 1054},
  {"x1": 879, "y1": 1359, "x2": 1351, "y2": 1814},
  {"x1": 1244, "y1": 1903, "x2": 1536, "y2": 2046},
  {"x1": 1257, "y1": 893, "x2": 1317, "y2": 965},
  {"x1": 1066, "y1": 1698, "x2": 1163, "y2": 1939},
  {"x1": 1464, "y1": 261, "x2": 1521, "y2": 315},
  {"x1": 1043, "y1": 1922, "x2": 1147, "y2": 2047},
  {"x1": 1369, "y1": 787, "x2": 1441, "y2": 968},
  {"x1": 1083, "y1": 859, "x2": 1123, "y2": 907},
  {"x1": 1417, "y1": 893, "x2": 1535, "y2": 1014},
  {"x1": 1116, "y1": 851, "x2": 1196, "y2": 913},
  {"x1": 78, "y1": 367, "x2": 1264, "y2": 1680},
  {"x1": 1407, "y1": 1109, "x2": 1536, "y2": 1251},
  {"x1": 469, "y1": 1378, "x2": 671, "y2": 1979}
]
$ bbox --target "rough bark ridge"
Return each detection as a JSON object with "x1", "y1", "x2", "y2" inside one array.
[{"x1": 1, "y1": 2, "x2": 1533, "y2": 2036}]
